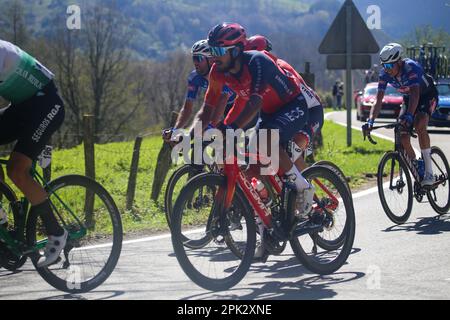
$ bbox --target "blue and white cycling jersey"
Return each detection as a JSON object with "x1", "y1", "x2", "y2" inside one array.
[
  {"x1": 378, "y1": 58, "x2": 436, "y2": 97},
  {"x1": 186, "y1": 70, "x2": 236, "y2": 105}
]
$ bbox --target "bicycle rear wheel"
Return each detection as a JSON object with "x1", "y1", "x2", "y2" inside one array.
[
  {"x1": 427, "y1": 147, "x2": 450, "y2": 214},
  {"x1": 313, "y1": 161, "x2": 351, "y2": 251},
  {"x1": 290, "y1": 165, "x2": 355, "y2": 275},
  {"x1": 171, "y1": 173, "x2": 256, "y2": 291},
  {"x1": 27, "y1": 175, "x2": 122, "y2": 293},
  {"x1": 314, "y1": 160, "x2": 351, "y2": 195},
  {"x1": 377, "y1": 152, "x2": 413, "y2": 224}
]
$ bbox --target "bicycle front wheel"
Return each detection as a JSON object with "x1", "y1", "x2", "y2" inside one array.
[
  {"x1": 27, "y1": 175, "x2": 123, "y2": 293},
  {"x1": 171, "y1": 173, "x2": 256, "y2": 291},
  {"x1": 427, "y1": 147, "x2": 450, "y2": 214},
  {"x1": 377, "y1": 152, "x2": 413, "y2": 224},
  {"x1": 164, "y1": 164, "x2": 205, "y2": 229}
]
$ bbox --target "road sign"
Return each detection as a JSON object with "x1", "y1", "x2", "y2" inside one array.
[
  {"x1": 318, "y1": 0, "x2": 381, "y2": 147},
  {"x1": 327, "y1": 54, "x2": 372, "y2": 69},
  {"x1": 319, "y1": 0, "x2": 379, "y2": 55}
]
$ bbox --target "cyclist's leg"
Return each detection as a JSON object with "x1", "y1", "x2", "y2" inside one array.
[
  {"x1": 0, "y1": 105, "x2": 20, "y2": 182},
  {"x1": 8, "y1": 82, "x2": 65, "y2": 236},
  {"x1": 259, "y1": 96, "x2": 311, "y2": 189},
  {"x1": 292, "y1": 105, "x2": 324, "y2": 171},
  {"x1": 400, "y1": 96, "x2": 418, "y2": 160},
  {"x1": 415, "y1": 95, "x2": 437, "y2": 184}
]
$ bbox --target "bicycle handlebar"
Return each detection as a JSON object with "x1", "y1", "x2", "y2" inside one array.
[{"x1": 363, "y1": 122, "x2": 417, "y2": 145}]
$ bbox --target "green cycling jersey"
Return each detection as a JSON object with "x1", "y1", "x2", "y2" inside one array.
[{"x1": 0, "y1": 39, "x2": 54, "y2": 104}]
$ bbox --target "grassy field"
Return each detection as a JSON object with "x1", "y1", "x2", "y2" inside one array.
[
  {"x1": 316, "y1": 119, "x2": 393, "y2": 189},
  {"x1": 1, "y1": 119, "x2": 393, "y2": 236}
]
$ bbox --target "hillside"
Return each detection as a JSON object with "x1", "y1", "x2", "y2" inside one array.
[{"x1": 9, "y1": 0, "x2": 448, "y2": 60}]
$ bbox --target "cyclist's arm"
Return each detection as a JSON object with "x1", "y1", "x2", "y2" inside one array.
[
  {"x1": 369, "y1": 90, "x2": 385, "y2": 121},
  {"x1": 403, "y1": 61, "x2": 423, "y2": 115},
  {"x1": 189, "y1": 71, "x2": 223, "y2": 134},
  {"x1": 233, "y1": 95, "x2": 262, "y2": 128},
  {"x1": 211, "y1": 92, "x2": 231, "y2": 126},
  {"x1": 406, "y1": 85, "x2": 420, "y2": 115},
  {"x1": 174, "y1": 99, "x2": 194, "y2": 129}
]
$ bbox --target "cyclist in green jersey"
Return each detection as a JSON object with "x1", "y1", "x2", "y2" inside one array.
[{"x1": 0, "y1": 39, "x2": 67, "y2": 267}]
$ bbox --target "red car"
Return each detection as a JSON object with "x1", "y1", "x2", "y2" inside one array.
[{"x1": 355, "y1": 82, "x2": 404, "y2": 121}]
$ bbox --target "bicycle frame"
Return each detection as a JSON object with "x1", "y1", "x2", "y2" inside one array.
[
  {"x1": 364, "y1": 123, "x2": 446, "y2": 190},
  {"x1": 0, "y1": 159, "x2": 87, "y2": 257},
  {"x1": 219, "y1": 149, "x2": 339, "y2": 229}
]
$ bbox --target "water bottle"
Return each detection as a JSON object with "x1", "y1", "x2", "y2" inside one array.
[
  {"x1": 418, "y1": 158, "x2": 425, "y2": 179},
  {"x1": 0, "y1": 207, "x2": 8, "y2": 226},
  {"x1": 251, "y1": 177, "x2": 272, "y2": 206}
]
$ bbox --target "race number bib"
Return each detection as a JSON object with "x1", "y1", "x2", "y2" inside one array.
[{"x1": 38, "y1": 145, "x2": 52, "y2": 168}]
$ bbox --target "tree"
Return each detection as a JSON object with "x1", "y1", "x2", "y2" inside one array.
[
  {"x1": 51, "y1": 25, "x2": 85, "y2": 146},
  {"x1": 403, "y1": 25, "x2": 450, "y2": 48},
  {"x1": 143, "y1": 51, "x2": 192, "y2": 127},
  {"x1": 0, "y1": 0, "x2": 28, "y2": 47},
  {"x1": 83, "y1": 3, "x2": 137, "y2": 142}
]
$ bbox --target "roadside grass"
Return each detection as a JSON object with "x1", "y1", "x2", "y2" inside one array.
[
  {"x1": 0, "y1": 119, "x2": 393, "y2": 236},
  {"x1": 316, "y1": 119, "x2": 393, "y2": 190}
]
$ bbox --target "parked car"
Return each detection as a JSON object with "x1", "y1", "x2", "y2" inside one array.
[
  {"x1": 429, "y1": 80, "x2": 450, "y2": 127},
  {"x1": 355, "y1": 82, "x2": 403, "y2": 121}
]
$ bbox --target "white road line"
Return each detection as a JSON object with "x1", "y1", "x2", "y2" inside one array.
[{"x1": 73, "y1": 228, "x2": 204, "y2": 250}]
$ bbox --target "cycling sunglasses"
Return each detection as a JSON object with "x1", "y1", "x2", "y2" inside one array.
[
  {"x1": 383, "y1": 63, "x2": 396, "y2": 70},
  {"x1": 192, "y1": 55, "x2": 205, "y2": 63},
  {"x1": 210, "y1": 46, "x2": 235, "y2": 57}
]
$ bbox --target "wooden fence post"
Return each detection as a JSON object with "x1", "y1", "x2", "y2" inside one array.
[
  {"x1": 151, "y1": 111, "x2": 178, "y2": 203},
  {"x1": 83, "y1": 114, "x2": 96, "y2": 227},
  {"x1": 126, "y1": 135, "x2": 143, "y2": 210}
]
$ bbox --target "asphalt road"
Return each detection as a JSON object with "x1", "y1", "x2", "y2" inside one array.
[{"x1": 1, "y1": 110, "x2": 450, "y2": 300}]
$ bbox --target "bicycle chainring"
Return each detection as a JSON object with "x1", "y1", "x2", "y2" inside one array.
[
  {"x1": 263, "y1": 230, "x2": 286, "y2": 255},
  {"x1": 0, "y1": 241, "x2": 24, "y2": 271},
  {"x1": 414, "y1": 182, "x2": 425, "y2": 202}
]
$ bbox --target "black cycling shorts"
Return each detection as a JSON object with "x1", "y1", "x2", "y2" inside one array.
[
  {"x1": 404, "y1": 93, "x2": 438, "y2": 116},
  {"x1": 0, "y1": 81, "x2": 65, "y2": 160}
]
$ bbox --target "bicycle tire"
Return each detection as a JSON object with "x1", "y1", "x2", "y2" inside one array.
[
  {"x1": 26, "y1": 175, "x2": 122, "y2": 293},
  {"x1": 312, "y1": 161, "x2": 351, "y2": 251},
  {"x1": 164, "y1": 164, "x2": 205, "y2": 228},
  {"x1": 171, "y1": 173, "x2": 256, "y2": 291},
  {"x1": 377, "y1": 152, "x2": 413, "y2": 224},
  {"x1": 290, "y1": 165, "x2": 355, "y2": 275},
  {"x1": 314, "y1": 160, "x2": 352, "y2": 197},
  {"x1": 427, "y1": 147, "x2": 450, "y2": 215}
]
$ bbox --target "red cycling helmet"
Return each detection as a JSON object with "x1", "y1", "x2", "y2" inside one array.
[
  {"x1": 207, "y1": 23, "x2": 247, "y2": 48},
  {"x1": 245, "y1": 35, "x2": 272, "y2": 52}
]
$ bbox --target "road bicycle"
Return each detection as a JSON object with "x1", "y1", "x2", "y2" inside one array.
[
  {"x1": 0, "y1": 146, "x2": 123, "y2": 293},
  {"x1": 165, "y1": 132, "x2": 352, "y2": 254},
  {"x1": 170, "y1": 138, "x2": 355, "y2": 291},
  {"x1": 363, "y1": 123, "x2": 450, "y2": 224}
]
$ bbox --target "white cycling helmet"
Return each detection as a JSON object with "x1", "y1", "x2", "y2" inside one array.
[
  {"x1": 191, "y1": 39, "x2": 212, "y2": 58},
  {"x1": 380, "y1": 43, "x2": 403, "y2": 64}
]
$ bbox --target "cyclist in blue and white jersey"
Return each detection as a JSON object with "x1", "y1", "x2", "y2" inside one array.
[{"x1": 365, "y1": 43, "x2": 439, "y2": 187}]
